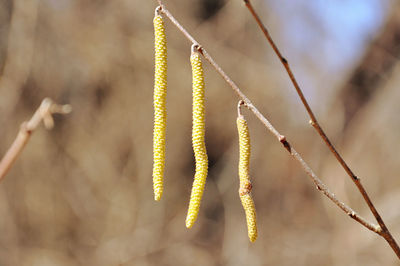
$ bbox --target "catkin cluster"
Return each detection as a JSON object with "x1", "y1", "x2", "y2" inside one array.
[
  {"x1": 152, "y1": 11, "x2": 167, "y2": 201},
  {"x1": 186, "y1": 50, "x2": 208, "y2": 229},
  {"x1": 237, "y1": 114, "x2": 258, "y2": 242},
  {"x1": 152, "y1": 7, "x2": 257, "y2": 242}
]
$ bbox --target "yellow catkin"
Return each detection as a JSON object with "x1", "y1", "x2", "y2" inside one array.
[
  {"x1": 186, "y1": 50, "x2": 208, "y2": 228},
  {"x1": 237, "y1": 115, "x2": 258, "y2": 242},
  {"x1": 152, "y1": 11, "x2": 167, "y2": 201}
]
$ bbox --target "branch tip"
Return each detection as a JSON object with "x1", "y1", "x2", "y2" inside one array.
[
  {"x1": 0, "y1": 97, "x2": 71, "y2": 183},
  {"x1": 50, "y1": 103, "x2": 72, "y2": 115},
  {"x1": 191, "y1": 43, "x2": 202, "y2": 55},
  {"x1": 237, "y1": 100, "x2": 245, "y2": 117},
  {"x1": 155, "y1": 5, "x2": 163, "y2": 16}
]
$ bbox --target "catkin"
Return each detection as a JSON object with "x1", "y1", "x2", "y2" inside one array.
[
  {"x1": 153, "y1": 10, "x2": 167, "y2": 201},
  {"x1": 237, "y1": 115, "x2": 258, "y2": 242},
  {"x1": 186, "y1": 49, "x2": 208, "y2": 228}
]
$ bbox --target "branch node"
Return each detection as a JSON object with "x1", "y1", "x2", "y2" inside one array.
[
  {"x1": 377, "y1": 226, "x2": 384, "y2": 234},
  {"x1": 279, "y1": 135, "x2": 291, "y2": 152},
  {"x1": 281, "y1": 57, "x2": 288, "y2": 64},
  {"x1": 155, "y1": 5, "x2": 163, "y2": 16},
  {"x1": 191, "y1": 43, "x2": 203, "y2": 55},
  {"x1": 20, "y1": 122, "x2": 31, "y2": 135}
]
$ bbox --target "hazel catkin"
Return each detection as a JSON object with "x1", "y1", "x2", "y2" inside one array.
[
  {"x1": 152, "y1": 9, "x2": 167, "y2": 201},
  {"x1": 186, "y1": 47, "x2": 208, "y2": 229},
  {"x1": 237, "y1": 113, "x2": 258, "y2": 242}
]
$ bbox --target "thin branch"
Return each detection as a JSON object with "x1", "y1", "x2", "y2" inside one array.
[
  {"x1": 156, "y1": 1, "x2": 381, "y2": 235},
  {"x1": 0, "y1": 98, "x2": 72, "y2": 182},
  {"x1": 242, "y1": 0, "x2": 400, "y2": 258}
]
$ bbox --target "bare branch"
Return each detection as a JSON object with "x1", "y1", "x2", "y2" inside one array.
[
  {"x1": 0, "y1": 98, "x2": 72, "y2": 182},
  {"x1": 156, "y1": 1, "x2": 381, "y2": 236},
  {"x1": 242, "y1": 0, "x2": 400, "y2": 258}
]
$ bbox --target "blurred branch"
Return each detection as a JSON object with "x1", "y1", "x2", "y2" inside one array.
[
  {"x1": 0, "y1": 98, "x2": 72, "y2": 183},
  {"x1": 242, "y1": 0, "x2": 400, "y2": 258},
  {"x1": 339, "y1": 2, "x2": 400, "y2": 127},
  {"x1": 155, "y1": 0, "x2": 382, "y2": 240}
]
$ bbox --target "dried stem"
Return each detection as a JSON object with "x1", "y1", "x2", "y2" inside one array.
[
  {"x1": 243, "y1": 0, "x2": 400, "y2": 258},
  {"x1": 237, "y1": 100, "x2": 245, "y2": 117},
  {"x1": 155, "y1": 0, "x2": 383, "y2": 237},
  {"x1": 0, "y1": 98, "x2": 72, "y2": 182}
]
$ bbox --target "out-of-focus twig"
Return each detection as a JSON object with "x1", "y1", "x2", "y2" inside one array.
[
  {"x1": 155, "y1": 1, "x2": 382, "y2": 236},
  {"x1": 242, "y1": 0, "x2": 400, "y2": 259},
  {"x1": 0, "y1": 98, "x2": 72, "y2": 183}
]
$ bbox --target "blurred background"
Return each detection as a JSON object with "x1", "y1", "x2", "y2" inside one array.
[{"x1": 0, "y1": 0, "x2": 399, "y2": 265}]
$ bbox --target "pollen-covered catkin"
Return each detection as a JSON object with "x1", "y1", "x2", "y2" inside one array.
[
  {"x1": 237, "y1": 115, "x2": 258, "y2": 242},
  {"x1": 153, "y1": 10, "x2": 167, "y2": 201},
  {"x1": 186, "y1": 49, "x2": 208, "y2": 228}
]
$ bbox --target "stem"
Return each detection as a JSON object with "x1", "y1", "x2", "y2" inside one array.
[
  {"x1": 237, "y1": 100, "x2": 245, "y2": 117},
  {"x1": 243, "y1": 0, "x2": 400, "y2": 258},
  {"x1": 0, "y1": 98, "x2": 72, "y2": 182},
  {"x1": 156, "y1": 0, "x2": 381, "y2": 236}
]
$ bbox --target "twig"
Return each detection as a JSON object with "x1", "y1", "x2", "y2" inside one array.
[
  {"x1": 237, "y1": 100, "x2": 245, "y2": 117},
  {"x1": 0, "y1": 98, "x2": 72, "y2": 182},
  {"x1": 242, "y1": 0, "x2": 400, "y2": 258},
  {"x1": 155, "y1": 1, "x2": 382, "y2": 236}
]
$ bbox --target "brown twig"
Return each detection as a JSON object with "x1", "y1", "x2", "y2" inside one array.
[
  {"x1": 242, "y1": 0, "x2": 400, "y2": 258},
  {"x1": 155, "y1": 1, "x2": 383, "y2": 237},
  {"x1": 0, "y1": 98, "x2": 72, "y2": 182}
]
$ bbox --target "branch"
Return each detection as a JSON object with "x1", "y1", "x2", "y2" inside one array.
[
  {"x1": 242, "y1": 0, "x2": 400, "y2": 258},
  {"x1": 155, "y1": 1, "x2": 381, "y2": 235},
  {"x1": 0, "y1": 98, "x2": 72, "y2": 182}
]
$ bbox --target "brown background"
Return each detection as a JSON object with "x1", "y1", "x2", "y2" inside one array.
[{"x1": 0, "y1": 0, "x2": 399, "y2": 265}]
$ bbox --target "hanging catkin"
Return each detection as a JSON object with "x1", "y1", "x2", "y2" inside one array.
[
  {"x1": 186, "y1": 46, "x2": 208, "y2": 228},
  {"x1": 152, "y1": 7, "x2": 167, "y2": 201},
  {"x1": 237, "y1": 107, "x2": 258, "y2": 242}
]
